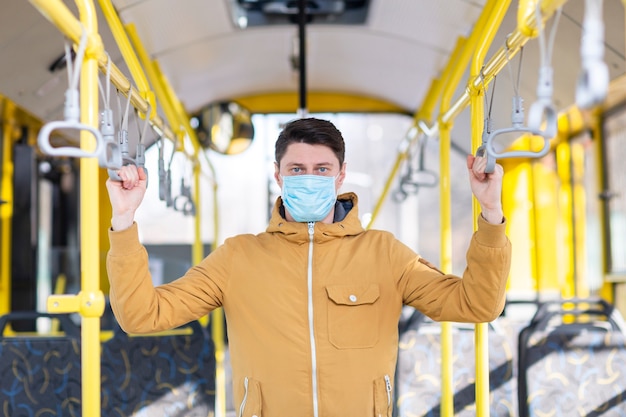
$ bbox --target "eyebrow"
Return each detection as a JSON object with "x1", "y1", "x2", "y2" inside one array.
[{"x1": 286, "y1": 162, "x2": 334, "y2": 167}]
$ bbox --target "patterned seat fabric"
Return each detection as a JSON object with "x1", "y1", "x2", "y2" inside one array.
[
  {"x1": 101, "y1": 320, "x2": 216, "y2": 417},
  {"x1": 0, "y1": 312, "x2": 82, "y2": 416},
  {"x1": 518, "y1": 298, "x2": 626, "y2": 417},
  {"x1": 396, "y1": 310, "x2": 516, "y2": 416}
]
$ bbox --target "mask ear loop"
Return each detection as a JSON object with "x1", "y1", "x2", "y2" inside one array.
[
  {"x1": 37, "y1": 27, "x2": 105, "y2": 159},
  {"x1": 576, "y1": 0, "x2": 609, "y2": 109},
  {"x1": 475, "y1": 67, "x2": 498, "y2": 174},
  {"x1": 485, "y1": 45, "x2": 552, "y2": 161},
  {"x1": 97, "y1": 53, "x2": 122, "y2": 170},
  {"x1": 527, "y1": 3, "x2": 562, "y2": 138}
]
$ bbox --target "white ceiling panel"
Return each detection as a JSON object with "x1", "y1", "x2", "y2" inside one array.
[
  {"x1": 1, "y1": 0, "x2": 624, "y2": 155},
  {"x1": 114, "y1": 0, "x2": 234, "y2": 54}
]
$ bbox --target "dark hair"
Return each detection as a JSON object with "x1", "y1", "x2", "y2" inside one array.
[{"x1": 275, "y1": 118, "x2": 345, "y2": 167}]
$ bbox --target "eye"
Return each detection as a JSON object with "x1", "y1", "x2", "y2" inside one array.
[
  {"x1": 291, "y1": 167, "x2": 302, "y2": 173},
  {"x1": 318, "y1": 167, "x2": 328, "y2": 173}
]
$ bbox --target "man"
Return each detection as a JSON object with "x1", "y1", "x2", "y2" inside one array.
[{"x1": 106, "y1": 117, "x2": 511, "y2": 417}]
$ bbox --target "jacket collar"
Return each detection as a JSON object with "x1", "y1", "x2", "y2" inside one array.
[{"x1": 267, "y1": 192, "x2": 365, "y2": 243}]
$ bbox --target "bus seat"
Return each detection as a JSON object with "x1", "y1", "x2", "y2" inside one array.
[
  {"x1": 0, "y1": 311, "x2": 82, "y2": 416},
  {"x1": 518, "y1": 297, "x2": 626, "y2": 417},
  {"x1": 101, "y1": 319, "x2": 216, "y2": 417},
  {"x1": 396, "y1": 309, "x2": 516, "y2": 416}
]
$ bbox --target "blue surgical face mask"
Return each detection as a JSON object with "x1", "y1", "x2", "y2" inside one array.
[{"x1": 281, "y1": 174, "x2": 338, "y2": 222}]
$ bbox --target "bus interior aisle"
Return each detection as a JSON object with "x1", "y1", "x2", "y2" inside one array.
[{"x1": 1, "y1": 0, "x2": 626, "y2": 416}]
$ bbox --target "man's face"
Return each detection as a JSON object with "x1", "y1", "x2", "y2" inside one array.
[{"x1": 274, "y1": 142, "x2": 346, "y2": 190}]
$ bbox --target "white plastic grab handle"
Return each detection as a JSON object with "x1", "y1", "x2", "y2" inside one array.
[
  {"x1": 37, "y1": 120, "x2": 104, "y2": 159},
  {"x1": 475, "y1": 144, "x2": 497, "y2": 174},
  {"x1": 485, "y1": 126, "x2": 551, "y2": 160}
]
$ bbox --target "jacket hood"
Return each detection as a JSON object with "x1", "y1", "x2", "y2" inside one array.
[{"x1": 267, "y1": 192, "x2": 365, "y2": 243}]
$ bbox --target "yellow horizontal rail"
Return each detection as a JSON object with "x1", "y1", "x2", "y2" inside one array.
[
  {"x1": 29, "y1": 0, "x2": 178, "y2": 147},
  {"x1": 441, "y1": 0, "x2": 569, "y2": 125}
]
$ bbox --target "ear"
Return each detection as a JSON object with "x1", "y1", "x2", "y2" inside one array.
[
  {"x1": 336, "y1": 162, "x2": 347, "y2": 188},
  {"x1": 274, "y1": 162, "x2": 282, "y2": 187}
]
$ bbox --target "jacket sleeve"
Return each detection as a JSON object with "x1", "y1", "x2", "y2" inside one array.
[
  {"x1": 398, "y1": 215, "x2": 511, "y2": 323},
  {"x1": 106, "y1": 222, "x2": 228, "y2": 333}
]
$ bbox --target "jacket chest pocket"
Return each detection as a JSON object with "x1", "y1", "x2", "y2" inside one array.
[{"x1": 326, "y1": 284, "x2": 380, "y2": 349}]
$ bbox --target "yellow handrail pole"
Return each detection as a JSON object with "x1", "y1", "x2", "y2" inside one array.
[
  {"x1": 97, "y1": 2, "x2": 148, "y2": 93},
  {"x1": 467, "y1": 1, "x2": 511, "y2": 416},
  {"x1": 76, "y1": 1, "x2": 105, "y2": 416},
  {"x1": 369, "y1": 0, "x2": 555, "y2": 229},
  {"x1": 590, "y1": 108, "x2": 613, "y2": 302},
  {"x1": 434, "y1": 1, "x2": 503, "y2": 413},
  {"x1": 125, "y1": 24, "x2": 185, "y2": 139},
  {"x1": 29, "y1": 0, "x2": 177, "y2": 145},
  {"x1": 28, "y1": 0, "x2": 106, "y2": 414},
  {"x1": 365, "y1": 76, "x2": 441, "y2": 229},
  {"x1": 0, "y1": 100, "x2": 16, "y2": 316},
  {"x1": 371, "y1": 0, "x2": 559, "y2": 233},
  {"x1": 97, "y1": 0, "x2": 155, "y2": 116},
  {"x1": 435, "y1": 36, "x2": 467, "y2": 417},
  {"x1": 441, "y1": 0, "x2": 569, "y2": 126}
]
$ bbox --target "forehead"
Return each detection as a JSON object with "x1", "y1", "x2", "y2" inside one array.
[{"x1": 280, "y1": 142, "x2": 340, "y2": 166}]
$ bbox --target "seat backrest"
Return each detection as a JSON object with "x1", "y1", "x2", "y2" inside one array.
[
  {"x1": 518, "y1": 298, "x2": 626, "y2": 417},
  {"x1": 396, "y1": 312, "x2": 516, "y2": 417},
  {"x1": 100, "y1": 319, "x2": 216, "y2": 417},
  {"x1": 0, "y1": 311, "x2": 82, "y2": 416}
]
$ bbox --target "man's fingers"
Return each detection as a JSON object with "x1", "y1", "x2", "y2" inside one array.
[{"x1": 117, "y1": 165, "x2": 140, "y2": 189}]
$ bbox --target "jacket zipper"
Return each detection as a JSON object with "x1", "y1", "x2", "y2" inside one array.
[
  {"x1": 238, "y1": 377, "x2": 249, "y2": 417},
  {"x1": 307, "y1": 221, "x2": 320, "y2": 417}
]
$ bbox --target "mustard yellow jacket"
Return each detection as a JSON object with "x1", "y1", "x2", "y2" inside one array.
[{"x1": 107, "y1": 192, "x2": 511, "y2": 417}]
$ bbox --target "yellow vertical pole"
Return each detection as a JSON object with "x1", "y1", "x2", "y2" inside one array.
[
  {"x1": 76, "y1": 1, "x2": 104, "y2": 416},
  {"x1": 590, "y1": 110, "x2": 613, "y2": 302},
  {"x1": 0, "y1": 100, "x2": 16, "y2": 316},
  {"x1": 556, "y1": 142, "x2": 576, "y2": 297},
  {"x1": 437, "y1": 36, "x2": 467, "y2": 417},
  {"x1": 571, "y1": 142, "x2": 589, "y2": 297},
  {"x1": 468, "y1": 0, "x2": 511, "y2": 414}
]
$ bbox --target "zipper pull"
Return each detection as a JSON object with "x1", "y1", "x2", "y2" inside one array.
[
  {"x1": 308, "y1": 221, "x2": 315, "y2": 237},
  {"x1": 384, "y1": 374, "x2": 392, "y2": 406}
]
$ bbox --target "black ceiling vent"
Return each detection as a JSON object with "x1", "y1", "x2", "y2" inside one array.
[{"x1": 232, "y1": 0, "x2": 370, "y2": 27}]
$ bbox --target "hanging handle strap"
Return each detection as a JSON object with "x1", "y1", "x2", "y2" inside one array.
[
  {"x1": 527, "y1": 66, "x2": 558, "y2": 138},
  {"x1": 38, "y1": 30, "x2": 105, "y2": 159},
  {"x1": 527, "y1": 4, "x2": 562, "y2": 138},
  {"x1": 576, "y1": 0, "x2": 608, "y2": 109},
  {"x1": 476, "y1": 72, "x2": 498, "y2": 174},
  {"x1": 98, "y1": 54, "x2": 122, "y2": 170},
  {"x1": 486, "y1": 95, "x2": 551, "y2": 160},
  {"x1": 107, "y1": 98, "x2": 151, "y2": 184},
  {"x1": 174, "y1": 177, "x2": 196, "y2": 216}
]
